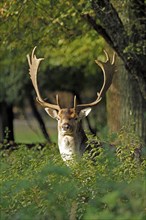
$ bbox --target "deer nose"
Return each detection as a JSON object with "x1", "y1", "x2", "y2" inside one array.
[{"x1": 62, "y1": 123, "x2": 71, "y2": 131}]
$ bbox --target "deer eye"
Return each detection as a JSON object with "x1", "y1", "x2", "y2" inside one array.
[{"x1": 74, "y1": 117, "x2": 78, "y2": 121}]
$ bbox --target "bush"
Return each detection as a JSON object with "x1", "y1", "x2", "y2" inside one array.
[{"x1": 0, "y1": 129, "x2": 145, "y2": 220}]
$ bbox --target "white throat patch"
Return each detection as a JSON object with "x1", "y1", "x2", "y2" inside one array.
[{"x1": 58, "y1": 135, "x2": 79, "y2": 161}]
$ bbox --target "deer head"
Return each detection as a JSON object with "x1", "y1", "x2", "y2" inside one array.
[{"x1": 27, "y1": 47, "x2": 116, "y2": 161}]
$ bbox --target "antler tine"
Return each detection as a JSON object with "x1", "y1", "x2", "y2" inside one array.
[
  {"x1": 73, "y1": 95, "x2": 77, "y2": 109},
  {"x1": 56, "y1": 94, "x2": 61, "y2": 109},
  {"x1": 77, "y1": 50, "x2": 116, "y2": 110},
  {"x1": 112, "y1": 52, "x2": 116, "y2": 65},
  {"x1": 27, "y1": 47, "x2": 60, "y2": 111},
  {"x1": 103, "y1": 49, "x2": 110, "y2": 62}
]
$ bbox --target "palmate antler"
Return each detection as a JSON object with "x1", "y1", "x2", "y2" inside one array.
[
  {"x1": 27, "y1": 47, "x2": 60, "y2": 111},
  {"x1": 27, "y1": 47, "x2": 116, "y2": 111},
  {"x1": 76, "y1": 50, "x2": 116, "y2": 110}
]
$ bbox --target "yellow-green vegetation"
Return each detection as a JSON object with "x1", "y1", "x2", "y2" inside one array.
[{"x1": 0, "y1": 129, "x2": 145, "y2": 220}]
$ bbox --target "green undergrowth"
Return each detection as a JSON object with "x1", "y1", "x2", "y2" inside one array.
[{"x1": 0, "y1": 128, "x2": 146, "y2": 220}]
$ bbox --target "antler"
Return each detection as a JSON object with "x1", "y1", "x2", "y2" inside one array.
[
  {"x1": 76, "y1": 50, "x2": 116, "y2": 110},
  {"x1": 27, "y1": 47, "x2": 60, "y2": 111}
]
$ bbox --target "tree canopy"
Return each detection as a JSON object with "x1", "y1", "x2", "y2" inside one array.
[
  {"x1": 1, "y1": 0, "x2": 146, "y2": 102},
  {"x1": 0, "y1": 0, "x2": 107, "y2": 104}
]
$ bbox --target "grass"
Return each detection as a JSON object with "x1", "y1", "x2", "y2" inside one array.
[{"x1": 14, "y1": 118, "x2": 57, "y2": 143}]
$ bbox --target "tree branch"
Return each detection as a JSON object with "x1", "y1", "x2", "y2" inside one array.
[
  {"x1": 28, "y1": 94, "x2": 51, "y2": 143},
  {"x1": 82, "y1": 14, "x2": 114, "y2": 48},
  {"x1": 91, "y1": 0, "x2": 129, "y2": 53}
]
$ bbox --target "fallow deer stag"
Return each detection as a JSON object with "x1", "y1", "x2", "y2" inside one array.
[{"x1": 27, "y1": 47, "x2": 116, "y2": 162}]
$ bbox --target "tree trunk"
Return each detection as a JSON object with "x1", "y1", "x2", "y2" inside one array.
[
  {"x1": 0, "y1": 101, "x2": 14, "y2": 142},
  {"x1": 107, "y1": 57, "x2": 146, "y2": 143},
  {"x1": 28, "y1": 94, "x2": 51, "y2": 143}
]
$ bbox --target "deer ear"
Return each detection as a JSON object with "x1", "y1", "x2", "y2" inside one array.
[
  {"x1": 45, "y1": 108, "x2": 58, "y2": 119},
  {"x1": 79, "y1": 108, "x2": 92, "y2": 119}
]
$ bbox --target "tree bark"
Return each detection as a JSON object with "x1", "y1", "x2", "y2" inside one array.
[
  {"x1": 107, "y1": 57, "x2": 146, "y2": 143},
  {"x1": 0, "y1": 101, "x2": 14, "y2": 142}
]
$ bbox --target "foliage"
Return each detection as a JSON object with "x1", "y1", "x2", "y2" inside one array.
[
  {"x1": 0, "y1": 0, "x2": 104, "y2": 104},
  {"x1": 0, "y1": 129, "x2": 145, "y2": 220},
  {"x1": 1, "y1": 0, "x2": 146, "y2": 102}
]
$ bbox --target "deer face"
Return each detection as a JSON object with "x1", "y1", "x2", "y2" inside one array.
[
  {"x1": 45, "y1": 108, "x2": 91, "y2": 135},
  {"x1": 57, "y1": 109, "x2": 79, "y2": 135}
]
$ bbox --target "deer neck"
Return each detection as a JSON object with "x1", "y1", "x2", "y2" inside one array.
[{"x1": 58, "y1": 123, "x2": 87, "y2": 161}]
